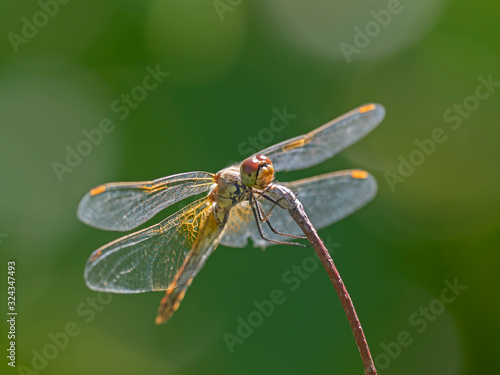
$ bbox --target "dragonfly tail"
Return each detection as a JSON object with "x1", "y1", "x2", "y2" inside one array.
[{"x1": 155, "y1": 278, "x2": 193, "y2": 325}]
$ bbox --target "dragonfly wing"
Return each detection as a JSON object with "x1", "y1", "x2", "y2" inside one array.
[
  {"x1": 84, "y1": 196, "x2": 224, "y2": 293},
  {"x1": 219, "y1": 201, "x2": 256, "y2": 248},
  {"x1": 220, "y1": 170, "x2": 377, "y2": 248},
  {"x1": 283, "y1": 169, "x2": 377, "y2": 233},
  {"x1": 77, "y1": 171, "x2": 214, "y2": 231},
  {"x1": 254, "y1": 104, "x2": 384, "y2": 172}
]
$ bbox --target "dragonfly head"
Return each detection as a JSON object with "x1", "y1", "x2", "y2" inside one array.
[{"x1": 240, "y1": 155, "x2": 275, "y2": 189}]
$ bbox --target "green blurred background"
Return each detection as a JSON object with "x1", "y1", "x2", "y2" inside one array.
[{"x1": 1, "y1": 0, "x2": 499, "y2": 374}]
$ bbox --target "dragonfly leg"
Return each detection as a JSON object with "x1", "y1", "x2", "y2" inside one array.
[
  {"x1": 252, "y1": 192, "x2": 277, "y2": 221},
  {"x1": 261, "y1": 192, "x2": 288, "y2": 210},
  {"x1": 252, "y1": 191, "x2": 309, "y2": 241},
  {"x1": 249, "y1": 194, "x2": 308, "y2": 247},
  {"x1": 249, "y1": 187, "x2": 277, "y2": 218},
  {"x1": 253, "y1": 199, "x2": 308, "y2": 240},
  {"x1": 253, "y1": 185, "x2": 289, "y2": 209}
]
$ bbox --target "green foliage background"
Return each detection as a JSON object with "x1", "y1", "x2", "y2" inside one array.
[{"x1": 1, "y1": 1, "x2": 499, "y2": 374}]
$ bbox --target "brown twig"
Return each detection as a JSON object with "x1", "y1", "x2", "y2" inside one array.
[{"x1": 268, "y1": 185, "x2": 377, "y2": 375}]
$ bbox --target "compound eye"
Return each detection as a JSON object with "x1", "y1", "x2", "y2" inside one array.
[
  {"x1": 241, "y1": 157, "x2": 259, "y2": 176},
  {"x1": 240, "y1": 157, "x2": 259, "y2": 187}
]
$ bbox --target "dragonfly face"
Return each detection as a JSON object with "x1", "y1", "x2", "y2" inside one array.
[
  {"x1": 240, "y1": 155, "x2": 275, "y2": 189},
  {"x1": 210, "y1": 155, "x2": 276, "y2": 224},
  {"x1": 77, "y1": 103, "x2": 385, "y2": 324}
]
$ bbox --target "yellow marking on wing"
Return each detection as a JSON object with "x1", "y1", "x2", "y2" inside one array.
[
  {"x1": 138, "y1": 179, "x2": 214, "y2": 194},
  {"x1": 282, "y1": 135, "x2": 312, "y2": 152},
  {"x1": 138, "y1": 184, "x2": 168, "y2": 193},
  {"x1": 359, "y1": 104, "x2": 376, "y2": 113},
  {"x1": 169, "y1": 198, "x2": 213, "y2": 248},
  {"x1": 89, "y1": 185, "x2": 106, "y2": 196},
  {"x1": 89, "y1": 249, "x2": 102, "y2": 262},
  {"x1": 351, "y1": 170, "x2": 369, "y2": 179}
]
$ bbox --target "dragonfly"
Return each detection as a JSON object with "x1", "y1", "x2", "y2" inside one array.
[{"x1": 77, "y1": 103, "x2": 385, "y2": 324}]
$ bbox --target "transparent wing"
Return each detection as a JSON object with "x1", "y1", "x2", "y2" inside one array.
[
  {"x1": 253, "y1": 104, "x2": 384, "y2": 172},
  {"x1": 220, "y1": 201, "x2": 255, "y2": 248},
  {"x1": 220, "y1": 170, "x2": 377, "y2": 248},
  {"x1": 84, "y1": 196, "x2": 223, "y2": 293},
  {"x1": 77, "y1": 171, "x2": 214, "y2": 231}
]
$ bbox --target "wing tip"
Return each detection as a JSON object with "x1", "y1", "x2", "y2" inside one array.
[
  {"x1": 76, "y1": 194, "x2": 90, "y2": 223},
  {"x1": 351, "y1": 169, "x2": 369, "y2": 180},
  {"x1": 359, "y1": 103, "x2": 385, "y2": 118},
  {"x1": 348, "y1": 169, "x2": 378, "y2": 199},
  {"x1": 90, "y1": 185, "x2": 106, "y2": 196},
  {"x1": 359, "y1": 103, "x2": 377, "y2": 113}
]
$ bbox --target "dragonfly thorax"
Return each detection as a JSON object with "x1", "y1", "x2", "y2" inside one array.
[{"x1": 211, "y1": 166, "x2": 251, "y2": 211}]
